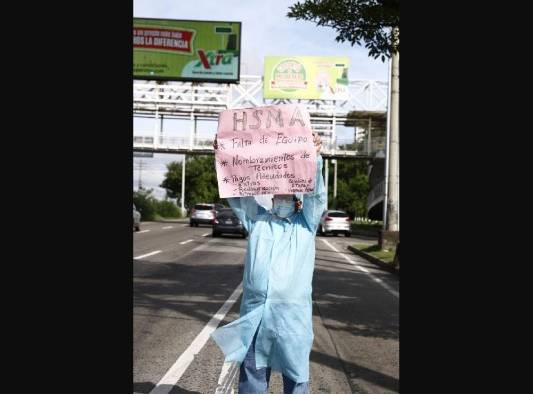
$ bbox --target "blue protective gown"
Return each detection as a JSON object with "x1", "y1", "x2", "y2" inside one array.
[{"x1": 211, "y1": 155, "x2": 326, "y2": 383}]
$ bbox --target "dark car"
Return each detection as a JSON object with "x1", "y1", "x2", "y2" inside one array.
[{"x1": 212, "y1": 208, "x2": 247, "y2": 238}]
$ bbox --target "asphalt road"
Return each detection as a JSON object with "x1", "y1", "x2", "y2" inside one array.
[{"x1": 133, "y1": 222, "x2": 399, "y2": 394}]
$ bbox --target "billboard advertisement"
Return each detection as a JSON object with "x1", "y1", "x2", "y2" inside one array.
[
  {"x1": 263, "y1": 56, "x2": 349, "y2": 100},
  {"x1": 133, "y1": 18, "x2": 241, "y2": 82}
]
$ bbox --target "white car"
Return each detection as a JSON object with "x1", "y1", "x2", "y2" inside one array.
[
  {"x1": 189, "y1": 203, "x2": 225, "y2": 227},
  {"x1": 317, "y1": 210, "x2": 352, "y2": 237},
  {"x1": 133, "y1": 204, "x2": 141, "y2": 232}
]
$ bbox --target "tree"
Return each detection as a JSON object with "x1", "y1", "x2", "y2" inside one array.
[
  {"x1": 133, "y1": 188, "x2": 157, "y2": 221},
  {"x1": 327, "y1": 159, "x2": 370, "y2": 218},
  {"x1": 133, "y1": 188, "x2": 182, "y2": 220},
  {"x1": 160, "y1": 155, "x2": 225, "y2": 211},
  {"x1": 289, "y1": 0, "x2": 400, "y2": 236},
  {"x1": 287, "y1": 0, "x2": 399, "y2": 61}
]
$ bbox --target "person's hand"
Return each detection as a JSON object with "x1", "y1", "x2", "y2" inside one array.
[
  {"x1": 295, "y1": 200, "x2": 302, "y2": 212},
  {"x1": 213, "y1": 134, "x2": 218, "y2": 150},
  {"x1": 312, "y1": 132, "x2": 322, "y2": 154}
]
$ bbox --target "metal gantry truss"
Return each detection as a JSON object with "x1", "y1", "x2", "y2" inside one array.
[{"x1": 133, "y1": 75, "x2": 388, "y2": 159}]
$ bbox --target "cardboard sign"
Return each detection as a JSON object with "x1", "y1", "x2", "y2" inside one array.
[{"x1": 215, "y1": 104, "x2": 316, "y2": 198}]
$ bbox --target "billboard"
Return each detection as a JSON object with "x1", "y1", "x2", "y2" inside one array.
[
  {"x1": 263, "y1": 56, "x2": 349, "y2": 100},
  {"x1": 133, "y1": 18, "x2": 241, "y2": 82}
]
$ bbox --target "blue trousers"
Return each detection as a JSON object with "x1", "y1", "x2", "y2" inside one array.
[{"x1": 238, "y1": 330, "x2": 309, "y2": 394}]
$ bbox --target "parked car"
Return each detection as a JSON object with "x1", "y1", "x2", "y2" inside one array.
[
  {"x1": 133, "y1": 204, "x2": 141, "y2": 232},
  {"x1": 317, "y1": 210, "x2": 352, "y2": 237},
  {"x1": 212, "y1": 208, "x2": 247, "y2": 238}
]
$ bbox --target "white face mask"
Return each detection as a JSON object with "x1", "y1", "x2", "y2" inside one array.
[{"x1": 272, "y1": 197, "x2": 295, "y2": 218}]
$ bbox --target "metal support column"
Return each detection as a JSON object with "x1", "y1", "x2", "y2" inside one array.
[
  {"x1": 189, "y1": 112, "x2": 195, "y2": 148},
  {"x1": 181, "y1": 155, "x2": 186, "y2": 215},
  {"x1": 333, "y1": 159, "x2": 337, "y2": 209},
  {"x1": 367, "y1": 117, "x2": 372, "y2": 155},
  {"x1": 324, "y1": 159, "x2": 329, "y2": 210}
]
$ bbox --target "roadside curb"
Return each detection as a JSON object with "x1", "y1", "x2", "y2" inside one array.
[{"x1": 347, "y1": 245, "x2": 399, "y2": 276}]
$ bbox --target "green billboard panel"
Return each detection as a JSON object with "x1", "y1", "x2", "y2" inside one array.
[
  {"x1": 134, "y1": 18, "x2": 241, "y2": 83},
  {"x1": 264, "y1": 56, "x2": 349, "y2": 100}
]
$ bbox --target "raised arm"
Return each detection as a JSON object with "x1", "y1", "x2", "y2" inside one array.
[{"x1": 301, "y1": 154, "x2": 326, "y2": 232}]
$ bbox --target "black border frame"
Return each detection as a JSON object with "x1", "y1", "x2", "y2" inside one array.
[{"x1": 133, "y1": 17, "x2": 242, "y2": 84}]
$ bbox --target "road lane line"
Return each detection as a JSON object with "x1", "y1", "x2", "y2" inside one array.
[
  {"x1": 320, "y1": 239, "x2": 399, "y2": 298},
  {"x1": 202, "y1": 233, "x2": 210, "y2": 237},
  {"x1": 215, "y1": 361, "x2": 240, "y2": 394},
  {"x1": 162, "y1": 226, "x2": 173, "y2": 229},
  {"x1": 137, "y1": 230, "x2": 151, "y2": 234},
  {"x1": 149, "y1": 282, "x2": 244, "y2": 394},
  {"x1": 134, "y1": 250, "x2": 162, "y2": 260},
  {"x1": 179, "y1": 239, "x2": 194, "y2": 245}
]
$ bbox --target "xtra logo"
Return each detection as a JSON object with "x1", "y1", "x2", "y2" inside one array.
[{"x1": 195, "y1": 50, "x2": 234, "y2": 69}]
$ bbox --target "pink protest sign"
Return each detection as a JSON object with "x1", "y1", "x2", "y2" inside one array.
[{"x1": 215, "y1": 104, "x2": 317, "y2": 198}]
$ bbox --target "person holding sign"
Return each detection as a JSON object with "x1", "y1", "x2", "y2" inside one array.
[{"x1": 211, "y1": 131, "x2": 325, "y2": 394}]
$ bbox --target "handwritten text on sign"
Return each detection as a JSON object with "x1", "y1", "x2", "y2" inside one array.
[{"x1": 215, "y1": 104, "x2": 316, "y2": 198}]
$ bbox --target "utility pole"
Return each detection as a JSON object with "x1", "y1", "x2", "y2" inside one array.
[
  {"x1": 324, "y1": 158, "x2": 329, "y2": 210},
  {"x1": 160, "y1": 114, "x2": 164, "y2": 145},
  {"x1": 367, "y1": 117, "x2": 372, "y2": 155},
  {"x1": 385, "y1": 27, "x2": 400, "y2": 234},
  {"x1": 181, "y1": 155, "x2": 186, "y2": 215},
  {"x1": 332, "y1": 159, "x2": 337, "y2": 209},
  {"x1": 137, "y1": 159, "x2": 144, "y2": 190}
]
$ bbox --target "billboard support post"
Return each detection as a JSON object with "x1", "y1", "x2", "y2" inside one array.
[
  {"x1": 154, "y1": 105, "x2": 159, "y2": 149},
  {"x1": 189, "y1": 112, "x2": 195, "y2": 148},
  {"x1": 160, "y1": 115, "x2": 164, "y2": 144}
]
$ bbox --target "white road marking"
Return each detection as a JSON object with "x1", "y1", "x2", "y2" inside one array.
[
  {"x1": 134, "y1": 250, "x2": 162, "y2": 260},
  {"x1": 215, "y1": 361, "x2": 240, "y2": 394},
  {"x1": 149, "y1": 282, "x2": 244, "y2": 394},
  {"x1": 202, "y1": 233, "x2": 210, "y2": 237},
  {"x1": 320, "y1": 239, "x2": 399, "y2": 298},
  {"x1": 137, "y1": 230, "x2": 150, "y2": 234},
  {"x1": 162, "y1": 226, "x2": 173, "y2": 229},
  {"x1": 179, "y1": 239, "x2": 194, "y2": 245}
]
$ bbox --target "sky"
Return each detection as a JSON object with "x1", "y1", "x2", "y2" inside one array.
[{"x1": 133, "y1": 0, "x2": 389, "y2": 200}]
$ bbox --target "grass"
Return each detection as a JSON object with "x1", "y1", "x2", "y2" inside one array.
[{"x1": 354, "y1": 243, "x2": 395, "y2": 264}]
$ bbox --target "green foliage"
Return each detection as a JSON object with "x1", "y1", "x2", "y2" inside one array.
[
  {"x1": 133, "y1": 189, "x2": 182, "y2": 220},
  {"x1": 327, "y1": 159, "x2": 370, "y2": 218},
  {"x1": 133, "y1": 189, "x2": 157, "y2": 221},
  {"x1": 160, "y1": 155, "x2": 225, "y2": 212},
  {"x1": 155, "y1": 200, "x2": 181, "y2": 218},
  {"x1": 288, "y1": 0, "x2": 400, "y2": 61}
]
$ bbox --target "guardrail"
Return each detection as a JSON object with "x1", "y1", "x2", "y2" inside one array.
[
  {"x1": 134, "y1": 75, "x2": 388, "y2": 116},
  {"x1": 133, "y1": 135, "x2": 373, "y2": 156}
]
